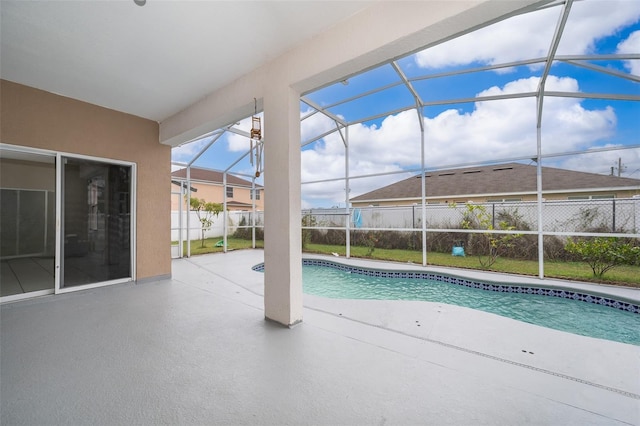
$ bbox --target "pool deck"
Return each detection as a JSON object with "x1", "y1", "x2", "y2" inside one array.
[{"x1": 2, "y1": 249, "x2": 639, "y2": 425}]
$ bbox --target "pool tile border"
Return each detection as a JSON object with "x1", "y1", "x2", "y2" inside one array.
[{"x1": 252, "y1": 260, "x2": 640, "y2": 315}]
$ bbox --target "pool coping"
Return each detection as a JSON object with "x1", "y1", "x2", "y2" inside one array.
[{"x1": 253, "y1": 254, "x2": 640, "y2": 314}]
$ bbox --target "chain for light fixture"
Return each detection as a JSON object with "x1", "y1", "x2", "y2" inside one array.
[{"x1": 250, "y1": 98, "x2": 263, "y2": 177}]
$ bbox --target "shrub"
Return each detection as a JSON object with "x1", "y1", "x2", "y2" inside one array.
[
  {"x1": 425, "y1": 231, "x2": 454, "y2": 253},
  {"x1": 233, "y1": 216, "x2": 264, "y2": 241},
  {"x1": 565, "y1": 237, "x2": 640, "y2": 277},
  {"x1": 301, "y1": 214, "x2": 316, "y2": 249},
  {"x1": 495, "y1": 209, "x2": 537, "y2": 260},
  {"x1": 454, "y1": 202, "x2": 522, "y2": 269},
  {"x1": 348, "y1": 230, "x2": 420, "y2": 252},
  {"x1": 543, "y1": 235, "x2": 572, "y2": 261}
]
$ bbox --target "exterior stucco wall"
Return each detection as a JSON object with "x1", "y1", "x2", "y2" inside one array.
[{"x1": 0, "y1": 80, "x2": 171, "y2": 281}]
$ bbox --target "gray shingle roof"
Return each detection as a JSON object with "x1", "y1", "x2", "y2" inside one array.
[
  {"x1": 171, "y1": 167, "x2": 262, "y2": 188},
  {"x1": 350, "y1": 162, "x2": 639, "y2": 202}
]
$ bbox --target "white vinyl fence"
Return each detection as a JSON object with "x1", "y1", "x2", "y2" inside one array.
[{"x1": 171, "y1": 211, "x2": 265, "y2": 241}]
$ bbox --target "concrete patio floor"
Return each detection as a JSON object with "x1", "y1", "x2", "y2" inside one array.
[{"x1": 1, "y1": 249, "x2": 639, "y2": 425}]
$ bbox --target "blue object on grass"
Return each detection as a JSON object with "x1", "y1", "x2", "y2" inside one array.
[{"x1": 452, "y1": 246, "x2": 465, "y2": 256}]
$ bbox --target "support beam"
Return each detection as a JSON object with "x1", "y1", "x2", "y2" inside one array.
[{"x1": 263, "y1": 84, "x2": 303, "y2": 327}]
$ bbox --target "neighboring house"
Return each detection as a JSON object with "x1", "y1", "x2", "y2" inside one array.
[
  {"x1": 350, "y1": 162, "x2": 640, "y2": 207},
  {"x1": 171, "y1": 167, "x2": 264, "y2": 211}
]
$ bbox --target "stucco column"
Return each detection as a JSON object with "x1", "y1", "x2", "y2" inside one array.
[{"x1": 263, "y1": 84, "x2": 303, "y2": 327}]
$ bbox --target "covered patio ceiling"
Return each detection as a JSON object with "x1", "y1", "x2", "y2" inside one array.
[{"x1": 0, "y1": 0, "x2": 376, "y2": 122}]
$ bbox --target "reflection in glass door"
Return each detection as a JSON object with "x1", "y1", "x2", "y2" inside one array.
[
  {"x1": 61, "y1": 157, "x2": 132, "y2": 288},
  {"x1": 0, "y1": 150, "x2": 56, "y2": 300}
]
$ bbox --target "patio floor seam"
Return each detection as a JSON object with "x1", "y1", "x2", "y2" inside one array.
[{"x1": 304, "y1": 304, "x2": 640, "y2": 401}]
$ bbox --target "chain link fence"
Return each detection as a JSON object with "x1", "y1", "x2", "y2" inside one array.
[
  {"x1": 303, "y1": 198, "x2": 640, "y2": 234},
  {"x1": 298, "y1": 198, "x2": 639, "y2": 263}
]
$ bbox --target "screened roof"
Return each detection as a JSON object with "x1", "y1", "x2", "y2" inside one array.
[{"x1": 172, "y1": 0, "x2": 640, "y2": 208}]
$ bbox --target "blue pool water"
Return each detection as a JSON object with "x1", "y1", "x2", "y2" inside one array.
[{"x1": 302, "y1": 265, "x2": 640, "y2": 346}]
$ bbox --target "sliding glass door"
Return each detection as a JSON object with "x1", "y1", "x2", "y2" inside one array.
[
  {"x1": 61, "y1": 157, "x2": 132, "y2": 288},
  {"x1": 1, "y1": 146, "x2": 135, "y2": 301}
]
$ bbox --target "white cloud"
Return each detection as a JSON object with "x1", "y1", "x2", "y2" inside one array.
[
  {"x1": 416, "y1": 7, "x2": 556, "y2": 70},
  {"x1": 617, "y1": 30, "x2": 640, "y2": 75},
  {"x1": 300, "y1": 76, "x2": 622, "y2": 207},
  {"x1": 554, "y1": 146, "x2": 640, "y2": 178},
  {"x1": 301, "y1": 108, "x2": 341, "y2": 143},
  {"x1": 348, "y1": 112, "x2": 423, "y2": 167},
  {"x1": 171, "y1": 138, "x2": 210, "y2": 164},
  {"x1": 414, "y1": 0, "x2": 640, "y2": 70},
  {"x1": 556, "y1": 1, "x2": 640, "y2": 54},
  {"x1": 227, "y1": 132, "x2": 251, "y2": 153},
  {"x1": 301, "y1": 118, "x2": 417, "y2": 207},
  {"x1": 227, "y1": 115, "x2": 256, "y2": 152},
  {"x1": 424, "y1": 76, "x2": 616, "y2": 162}
]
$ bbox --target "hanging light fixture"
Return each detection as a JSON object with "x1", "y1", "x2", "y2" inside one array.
[
  {"x1": 250, "y1": 98, "x2": 263, "y2": 177},
  {"x1": 251, "y1": 116, "x2": 261, "y2": 139},
  {"x1": 134, "y1": 0, "x2": 146, "y2": 6}
]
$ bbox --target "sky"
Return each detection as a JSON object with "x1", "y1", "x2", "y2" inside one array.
[{"x1": 172, "y1": 0, "x2": 640, "y2": 209}]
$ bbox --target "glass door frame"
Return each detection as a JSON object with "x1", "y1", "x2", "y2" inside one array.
[
  {"x1": 1, "y1": 144, "x2": 137, "y2": 303},
  {"x1": 55, "y1": 152, "x2": 137, "y2": 294}
]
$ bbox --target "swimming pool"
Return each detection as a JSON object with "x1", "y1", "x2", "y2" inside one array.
[{"x1": 254, "y1": 259, "x2": 640, "y2": 345}]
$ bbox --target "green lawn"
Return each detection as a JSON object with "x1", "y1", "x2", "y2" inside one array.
[
  {"x1": 172, "y1": 236, "x2": 263, "y2": 256},
  {"x1": 174, "y1": 238, "x2": 640, "y2": 287}
]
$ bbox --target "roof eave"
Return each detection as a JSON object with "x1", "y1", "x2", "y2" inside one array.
[{"x1": 350, "y1": 186, "x2": 640, "y2": 203}]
